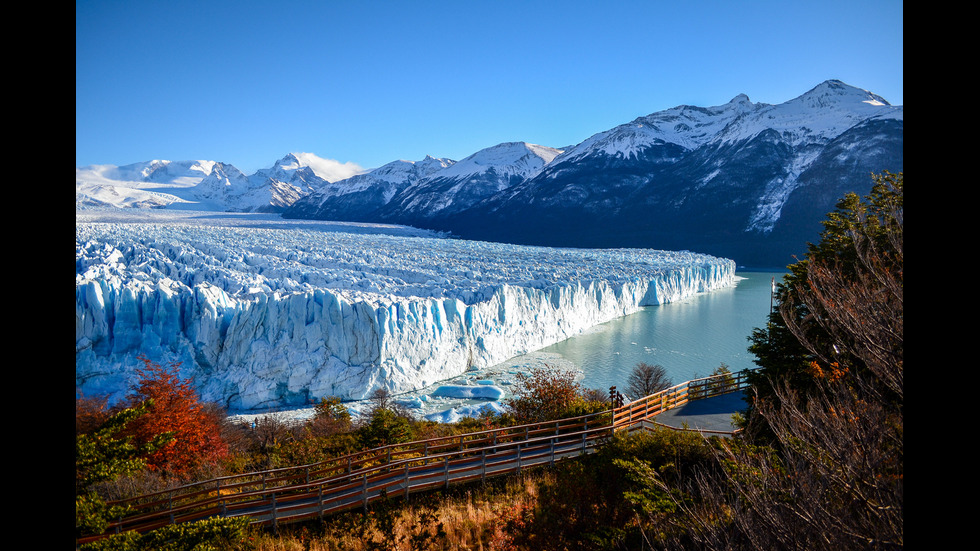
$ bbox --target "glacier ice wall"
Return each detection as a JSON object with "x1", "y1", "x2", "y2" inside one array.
[{"x1": 75, "y1": 213, "x2": 736, "y2": 411}]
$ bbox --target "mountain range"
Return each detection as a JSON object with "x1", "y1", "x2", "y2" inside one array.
[{"x1": 75, "y1": 80, "x2": 903, "y2": 267}]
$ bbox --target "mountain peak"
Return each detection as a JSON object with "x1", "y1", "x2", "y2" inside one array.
[
  {"x1": 796, "y1": 79, "x2": 891, "y2": 107},
  {"x1": 439, "y1": 141, "x2": 561, "y2": 179},
  {"x1": 266, "y1": 152, "x2": 366, "y2": 183},
  {"x1": 276, "y1": 152, "x2": 302, "y2": 166},
  {"x1": 728, "y1": 93, "x2": 751, "y2": 104}
]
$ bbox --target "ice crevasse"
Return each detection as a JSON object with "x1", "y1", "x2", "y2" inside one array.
[{"x1": 75, "y1": 221, "x2": 736, "y2": 411}]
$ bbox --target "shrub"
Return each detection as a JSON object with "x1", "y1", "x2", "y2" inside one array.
[
  {"x1": 75, "y1": 401, "x2": 173, "y2": 539},
  {"x1": 78, "y1": 516, "x2": 252, "y2": 551},
  {"x1": 507, "y1": 428, "x2": 717, "y2": 550},
  {"x1": 506, "y1": 364, "x2": 583, "y2": 424},
  {"x1": 357, "y1": 407, "x2": 415, "y2": 449}
]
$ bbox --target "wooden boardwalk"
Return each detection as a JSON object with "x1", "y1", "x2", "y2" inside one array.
[
  {"x1": 78, "y1": 371, "x2": 751, "y2": 544},
  {"x1": 652, "y1": 390, "x2": 748, "y2": 434}
]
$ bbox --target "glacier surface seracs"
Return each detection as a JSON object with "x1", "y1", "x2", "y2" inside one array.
[{"x1": 75, "y1": 210, "x2": 736, "y2": 412}]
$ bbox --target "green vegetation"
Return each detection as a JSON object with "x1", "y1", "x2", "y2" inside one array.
[
  {"x1": 75, "y1": 400, "x2": 171, "y2": 538},
  {"x1": 75, "y1": 172, "x2": 902, "y2": 550},
  {"x1": 79, "y1": 517, "x2": 252, "y2": 551}
]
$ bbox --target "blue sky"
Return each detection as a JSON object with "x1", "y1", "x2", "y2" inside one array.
[{"x1": 76, "y1": 0, "x2": 903, "y2": 175}]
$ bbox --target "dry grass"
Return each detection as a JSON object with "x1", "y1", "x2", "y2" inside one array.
[{"x1": 248, "y1": 471, "x2": 549, "y2": 551}]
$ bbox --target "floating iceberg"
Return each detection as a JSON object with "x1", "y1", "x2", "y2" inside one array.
[
  {"x1": 75, "y1": 211, "x2": 736, "y2": 411},
  {"x1": 424, "y1": 402, "x2": 508, "y2": 423},
  {"x1": 430, "y1": 384, "x2": 506, "y2": 401}
]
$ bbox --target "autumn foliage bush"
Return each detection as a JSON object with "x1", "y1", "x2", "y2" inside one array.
[
  {"x1": 121, "y1": 357, "x2": 230, "y2": 476},
  {"x1": 506, "y1": 364, "x2": 606, "y2": 424}
]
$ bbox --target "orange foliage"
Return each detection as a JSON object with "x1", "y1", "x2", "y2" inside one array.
[
  {"x1": 807, "y1": 360, "x2": 848, "y2": 381},
  {"x1": 76, "y1": 394, "x2": 112, "y2": 435},
  {"x1": 507, "y1": 364, "x2": 582, "y2": 423},
  {"x1": 124, "y1": 357, "x2": 229, "y2": 475}
]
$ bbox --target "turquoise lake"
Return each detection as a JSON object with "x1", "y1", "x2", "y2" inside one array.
[{"x1": 530, "y1": 270, "x2": 785, "y2": 394}]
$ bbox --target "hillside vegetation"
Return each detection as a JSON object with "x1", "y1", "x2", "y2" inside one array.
[{"x1": 75, "y1": 173, "x2": 902, "y2": 550}]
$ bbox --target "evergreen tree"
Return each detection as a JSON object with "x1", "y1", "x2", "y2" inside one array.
[
  {"x1": 645, "y1": 172, "x2": 904, "y2": 549},
  {"x1": 747, "y1": 172, "x2": 903, "y2": 408}
]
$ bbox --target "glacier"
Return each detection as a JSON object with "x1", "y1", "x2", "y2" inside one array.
[{"x1": 76, "y1": 210, "x2": 736, "y2": 412}]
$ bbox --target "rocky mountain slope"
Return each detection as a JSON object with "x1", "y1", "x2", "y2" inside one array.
[{"x1": 420, "y1": 80, "x2": 903, "y2": 267}]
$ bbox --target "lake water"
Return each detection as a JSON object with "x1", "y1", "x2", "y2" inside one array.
[{"x1": 492, "y1": 270, "x2": 785, "y2": 395}]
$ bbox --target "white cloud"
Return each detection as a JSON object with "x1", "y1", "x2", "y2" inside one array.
[{"x1": 292, "y1": 152, "x2": 366, "y2": 182}]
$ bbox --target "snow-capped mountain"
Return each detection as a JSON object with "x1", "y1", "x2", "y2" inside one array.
[
  {"x1": 270, "y1": 152, "x2": 365, "y2": 183},
  {"x1": 75, "y1": 153, "x2": 360, "y2": 213},
  {"x1": 429, "y1": 80, "x2": 903, "y2": 267},
  {"x1": 374, "y1": 142, "x2": 562, "y2": 223},
  {"x1": 283, "y1": 155, "x2": 456, "y2": 222},
  {"x1": 283, "y1": 142, "x2": 562, "y2": 224},
  {"x1": 75, "y1": 159, "x2": 218, "y2": 209}
]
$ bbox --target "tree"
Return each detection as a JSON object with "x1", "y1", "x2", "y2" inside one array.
[
  {"x1": 123, "y1": 357, "x2": 229, "y2": 476},
  {"x1": 779, "y1": 172, "x2": 903, "y2": 404},
  {"x1": 307, "y1": 396, "x2": 353, "y2": 437},
  {"x1": 368, "y1": 387, "x2": 394, "y2": 412},
  {"x1": 625, "y1": 362, "x2": 672, "y2": 399},
  {"x1": 655, "y1": 172, "x2": 904, "y2": 549},
  {"x1": 75, "y1": 401, "x2": 172, "y2": 537},
  {"x1": 748, "y1": 171, "x2": 903, "y2": 407},
  {"x1": 355, "y1": 388, "x2": 416, "y2": 449},
  {"x1": 357, "y1": 407, "x2": 414, "y2": 449},
  {"x1": 506, "y1": 364, "x2": 583, "y2": 423}
]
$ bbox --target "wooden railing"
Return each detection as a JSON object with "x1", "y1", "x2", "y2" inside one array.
[
  {"x1": 79, "y1": 370, "x2": 751, "y2": 543},
  {"x1": 612, "y1": 369, "x2": 751, "y2": 432}
]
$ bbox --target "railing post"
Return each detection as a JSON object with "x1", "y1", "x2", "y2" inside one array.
[
  {"x1": 444, "y1": 456, "x2": 451, "y2": 490},
  {"x1": 168, "y1": 491, "x2": 175, "y2": 525},
  {"x1": 271, "y1": 492, "x2": 278, "y2": 534},
  {"x1": 404, "y1": 462, "x2": 411, "y2": 502},
  {"x1": 362, "y1": 473, "x2": 368, "y2": 513},
  {"x1": 318, "y1": 485, "x2": 324, "y2": 519}
]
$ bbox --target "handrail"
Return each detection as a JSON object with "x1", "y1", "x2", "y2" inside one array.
[
  {"x1": 78, "y1": 370, "x2": 752, "y2": 543},
  {"x1": 103, "y1": 409, "x2": 608, "y2": 511},
  {"x1": 612, "y1": 369, "x2": 751, "y2": 431}
]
